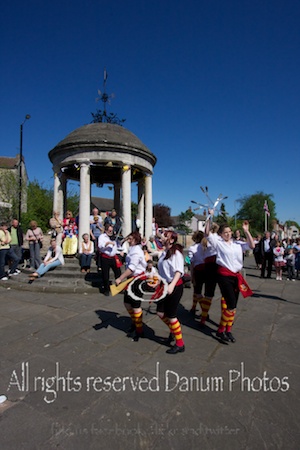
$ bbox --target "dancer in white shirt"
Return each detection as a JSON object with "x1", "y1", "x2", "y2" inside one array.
[
  {"x1": 205, "y1": 211, "x2": 254, "y2": 343},
  {"x1": 115, "y1": 231, "x2": 147, "y2": 341}
]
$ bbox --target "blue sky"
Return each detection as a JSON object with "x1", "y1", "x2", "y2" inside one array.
[{"x1": 1, "y1": 0, "x2": 299, "y2": 225}]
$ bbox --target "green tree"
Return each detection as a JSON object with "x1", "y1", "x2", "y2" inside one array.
[
  {"x1": 153, "y1": 203, "x2": 172, "y2": 228},
  {"x1": 21, "y1": 180, "x2": 54, "y2": 231},
  {"x1": 0, "y1": 170, "x2": 20, "y2": 221},
  {"x1": 214, "y1": 202, "x2": 229, "y2": 226},
  {"x1": 21, "y1": 180, "x2": 79, "y2": 232},
  {"x1": 177, "y1": 208, "x2": 194, "y2": 233},
  {"x1": 236, "y1": 192, "x2": 276, "y2": 234},
  {"x1": 285, "y1": 219, "x2": 300, "y2": 229}
]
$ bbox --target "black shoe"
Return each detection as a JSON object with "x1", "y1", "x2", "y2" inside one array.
[
  {"x1": 199, "y1": 321, "x2": 206, "y2": 329},
  {"x1": 189, "y1": 308, "x2": 196, "y2": 315},
  {"x1": 163, "y1": 333, "x2": 175, "y2": 344},
  {"x1": 166, "y1": 344, "x2": 185, "y2": 354},
  {"x1": 226, "y1": 332, "x2": 236, "y2": 343},
  {"x1": 131, "y1": 331, "x2": 144, "y2": 342},
  {"x1": 216, "y1": 331, "x2": 229, "y2": 342},
  {"x1": 103, "y1": 291, "x2": 110, "y2": 296}
]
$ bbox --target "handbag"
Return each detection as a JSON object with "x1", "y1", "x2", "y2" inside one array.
[{"x1": 33, "y1": 230, "x2": 43, "y2": 249}]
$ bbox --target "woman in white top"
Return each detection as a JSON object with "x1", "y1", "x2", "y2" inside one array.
[
  {"x1": 156, "y1": 231, "x2": 185, "y2": 354},
  {"x1": 78, "y1": 233, "x2": 94, "y2": 273},
  {"x1": 115, "y1": 231, "x2": 147, "y2": 341},
  {"x1": 205, "y1": 212, "x2": 254, "y2": 343},
  {"x1": 29, "y1": 238, "x2": 64, "y2": 280}
]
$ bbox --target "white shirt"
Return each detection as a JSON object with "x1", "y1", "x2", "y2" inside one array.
[
  {"x1": 78, "y1": 241, "x2": 94, "y2": 254},
  {"x1": 44, "y1": 245, "x2": 65, "y2": 266},
  {"x1": 188, "y1": 243, "x2": 198, "y2": 262},
  {"x1": 273, "y1": 246, "x2": 285, "y2": 262},
  {"x1": 203, "y1": 240, "x2": 217, "y2": 260},
  {"x1": 191, "y1": 244, "x2": 205, "y2": 267},
  {"x1": 126, "y1": 245, "x2": 147, "y2": 275},
  {"x1": 145, "y1": 266, "x2": 158, "y2": 278},
  {"x1": 264, "y1": 239, "x2": 271, "y2": 252},
  {"x1": 158, "y1": 249, "x2": 184, "y2": 283},
  {"x1": 207, "y1": 233, "x2": 250, "y2": 273},
  {"x1": 98, "y1": 233, "x2": 118, "y2": 257}
]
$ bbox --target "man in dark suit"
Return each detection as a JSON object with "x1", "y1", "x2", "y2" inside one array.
[{"x1": 259, "y1": 231, "x2": 277, "y2": 278}]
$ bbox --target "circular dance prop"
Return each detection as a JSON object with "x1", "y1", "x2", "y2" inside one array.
[{"x1": 127, "y1": 274, "x2": 168, "y2": 302}]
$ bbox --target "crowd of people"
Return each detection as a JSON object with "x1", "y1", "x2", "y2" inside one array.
[
  {"x1": 253, "y1": 232, "x2": 300, "y2": 281},
  {"x1": 1, "y1": 209, "x2": 300, "y2": 353}
]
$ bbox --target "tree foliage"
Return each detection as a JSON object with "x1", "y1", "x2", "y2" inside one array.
[
  {"x1": 153, "y1": 203, "x2": 173, "y2": 228},
  {"x1": 177, "y1": 208, "x2": 194, "y2": 233},
  {"x1": 285, "y1": 219, "x2": 300, "y2": 230},
  {"x1": 22, "y1": 180, "x2": 53, "y2": 230},
  {"x1": 0, "y1": 170, "x2": 20, "y2": 221},
  {"x1": 236, "y1": 191, "x2": 276, "y2": 234},
  {"x1": 21, "y1": 180, "x2": 79, "y2": 232},
  {"x1": 214, "y1": 202, "x2": 229, "y2": 226}
]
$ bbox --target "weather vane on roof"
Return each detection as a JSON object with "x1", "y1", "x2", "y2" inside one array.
[
  {"x1": 96, "y1": 68, "x2": 115, "y2": 116},
  {"x1": 91, "y1": 68, "x2": 126, "y2": 125}
]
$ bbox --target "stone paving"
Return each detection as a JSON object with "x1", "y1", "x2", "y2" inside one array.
[{"x1": 0, "y1": 256, "x2": 299, "y2": 449}]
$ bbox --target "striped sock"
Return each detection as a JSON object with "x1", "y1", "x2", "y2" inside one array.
[
  {"x1": 191, "y1": 293, "x2": 200, "y2": 310},
  {"x1": 200, "y1": 297, "x2": 212, "y2": 323},
  {"x1": 218, "y1": 309, "x2": 232, "y2": 333},
  {"x1": 133, "y1": 310, "x2": 143, "y2": 334},
  {"x1": 226, "y1": 310, "x2": 236, "y2": 332},
  {"x1": 221, "y1": 297, "x2": 227, "y2": 313},
  {"x1": 169, "y1": 319, "x2": 184, "y2": 347},
  {"x1": 128, "y1": 307, "x2": 135, "y2": 323}
]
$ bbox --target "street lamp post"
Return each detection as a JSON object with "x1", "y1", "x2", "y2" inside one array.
[{"x1": 18, "y1": 114, "x2": 31, "y2": 222}]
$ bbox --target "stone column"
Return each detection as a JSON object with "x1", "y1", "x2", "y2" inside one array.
[
  {"x1": 121, "y1": 166, "x2": 131, "y2": 238},
  {"x1": 79, "y1": 163, "x2": 91, "y2": 247},
  {"x1": 114, "y1": 182, "x2": 121, "y2": 215},
  {"x1": 53, "y1": 170, "x2": 66, "y2": 219},
  {"x1": 144, "y1": 175, "x2": 153, "y2": 240},
  {"x1": 137, "y1": 179, "x2": 145, "y2": 238}
]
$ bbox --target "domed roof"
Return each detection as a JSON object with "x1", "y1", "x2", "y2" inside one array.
[
  {"x1": 49, "y1": 123, "x2": 156, "y2": 162},
  {"x1": 48, "y1": 122, "x2": 156, "y2": 183}
]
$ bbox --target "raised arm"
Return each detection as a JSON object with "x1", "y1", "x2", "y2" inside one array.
[{"x1": 242, "y1": 221, "x2": 255, "y2": 249}]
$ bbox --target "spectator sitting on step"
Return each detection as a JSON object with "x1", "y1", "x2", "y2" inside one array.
[
  {"x1": 78, "y1": 233, "x2": 94, "y2": 273},
  {"x1": 146, "y1": 235, "x2": 163, "y2": 260},
  {"x1": 29, "y1": 238, "x2": 64, "y2": 281}
]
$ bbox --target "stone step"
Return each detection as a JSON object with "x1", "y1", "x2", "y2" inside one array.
[{"x1": 1, "y1": 271, "x2": 104, "y2": 294}]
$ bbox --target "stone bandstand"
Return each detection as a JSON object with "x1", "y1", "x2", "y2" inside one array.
[{"x1": 48, "y1": 123, "x2": 157, "y2": 244}]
